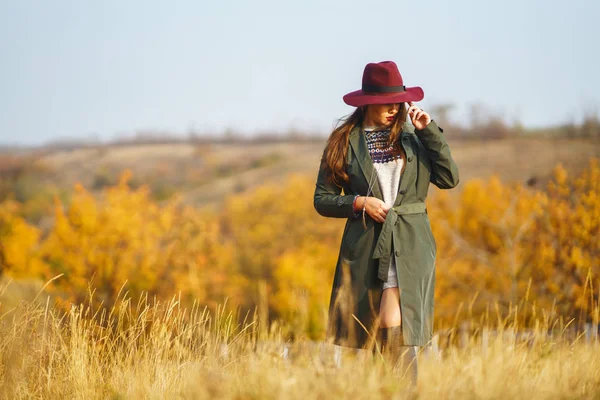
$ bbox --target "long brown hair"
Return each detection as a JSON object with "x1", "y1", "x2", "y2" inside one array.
[{"x1": 320, "y1": 103, "x2": 409, "y2": 187}]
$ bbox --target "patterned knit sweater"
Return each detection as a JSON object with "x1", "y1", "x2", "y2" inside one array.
[{"x1": 363, "y1": 126, "x2": 404, "y2": 207}]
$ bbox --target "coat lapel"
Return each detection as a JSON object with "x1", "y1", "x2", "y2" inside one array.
[
  {"x1": 349, "y1": 126, "x2": 384, "y2": 201},
  {"x1": 394, "y1": 129, "x2": 416, "y2": 207}
]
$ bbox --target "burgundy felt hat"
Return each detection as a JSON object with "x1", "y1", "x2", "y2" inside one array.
[{"x1": 343, "y1": 61, "x2": 424, "y2": 107}]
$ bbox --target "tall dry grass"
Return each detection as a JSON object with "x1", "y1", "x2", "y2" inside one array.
[{"x1": 1, "y1": 278, "x2": 599, "y2": 399}]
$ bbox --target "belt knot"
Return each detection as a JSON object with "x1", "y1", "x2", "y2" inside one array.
[{"x1": 372, "y1": 201, "x2": 427, "y2": 281}]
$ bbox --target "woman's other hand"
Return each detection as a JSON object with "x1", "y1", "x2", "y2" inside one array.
[
  {"x1": 407, "y1": 101, "x2": 431, "y2": 130},
  {"x1": 355, "y1": 196, "x2": 390, "y2": 223}
]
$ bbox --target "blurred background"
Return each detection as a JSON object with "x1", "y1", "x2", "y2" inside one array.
[{"x1": 1, "y1": 0, "x2": 599, "y2": 340}]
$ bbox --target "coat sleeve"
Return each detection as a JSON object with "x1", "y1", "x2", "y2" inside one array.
[
  {"x1": 313, "y1": 156, "x2": 357, "y2": 218},
  {"x1": 415, "y1": 119, "x2": 460, "y2": 189}
]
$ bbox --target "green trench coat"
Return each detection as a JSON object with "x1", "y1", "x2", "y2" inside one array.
[{"x1": 313, "y1": 120, "x2": 459, "y2": 348}]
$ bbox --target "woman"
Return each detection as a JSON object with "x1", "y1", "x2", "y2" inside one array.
[{"x1": 313, "y1": 61, "x2": 459, "y2": 383}]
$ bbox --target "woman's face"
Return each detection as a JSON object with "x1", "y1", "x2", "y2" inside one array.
[{"x1": 364, "y1": 103, "x2": 402, "y2": 128}]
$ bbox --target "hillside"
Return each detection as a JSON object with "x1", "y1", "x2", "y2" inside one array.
[{"x1": 3, "y1": 136, "x2": 599, "y2": 213}]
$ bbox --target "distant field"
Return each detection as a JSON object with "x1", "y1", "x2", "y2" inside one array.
[{"x1": 25, "y1": 136, "x2": 600, "y2": 206}]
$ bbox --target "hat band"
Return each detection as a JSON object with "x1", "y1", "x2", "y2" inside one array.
[{"x1": 362, "y1": 84, "x2": 406, "y2": 93}]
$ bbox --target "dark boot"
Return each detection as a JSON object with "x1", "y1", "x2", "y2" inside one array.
[{"x1": 378, "y1": 325, "x2": 418, "y2": 388}]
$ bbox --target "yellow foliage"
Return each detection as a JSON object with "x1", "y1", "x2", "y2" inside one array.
[
  {"x1": 0, "y1": 200, "x2": 46, "y2": 277},
  {"x1": 1, "y1": 158, "x2": 598, "y2": 335},
  {"x1": 271, "y1": 240, "x2": 338, "y2": 339},
  {"x1": 430, "y1": 158, "x2": 600, "y2": 325}
]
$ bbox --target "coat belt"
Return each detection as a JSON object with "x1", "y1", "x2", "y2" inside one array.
[{"x1": 372, "y1": 201, "x2": 427, "y2": 281}]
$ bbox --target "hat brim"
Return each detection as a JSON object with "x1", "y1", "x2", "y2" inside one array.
[{"x1": 342, "y1": 86, "x2": 424, "y2": 107}]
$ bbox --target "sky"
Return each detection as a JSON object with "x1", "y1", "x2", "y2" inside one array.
[{"x1": 0, "y1": 0, "x2": 598, "y2": 146}]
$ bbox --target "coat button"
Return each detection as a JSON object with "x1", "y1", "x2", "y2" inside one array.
[
  {"x1": 407, "y1": 156, "x2": 413, "y2": 162},
  {"x1": 395, "y1": 250, "x2": 400, "y2": 257},
  {"x1": 399, "y1": 189, "x2": 407, "y2": 195}
]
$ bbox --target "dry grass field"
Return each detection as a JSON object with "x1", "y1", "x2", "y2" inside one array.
[{"x1": 1, "y1": 278, "x2": 599, "y2": 399}]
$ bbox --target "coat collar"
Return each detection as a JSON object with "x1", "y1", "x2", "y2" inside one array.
[{"x1": 348, "y1": 123, "x2": 413, "y2": 204}]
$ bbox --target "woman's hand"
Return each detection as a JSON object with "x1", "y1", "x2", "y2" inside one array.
[
  {"x1": 407, "y1": 101, "x2": 431, "y2": 131},
  {"x1": 355, "y1": 196, "x2": 390, "y2": 223}
]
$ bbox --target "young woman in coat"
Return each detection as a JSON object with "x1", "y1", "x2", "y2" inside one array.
[{"x1": 313, "y1": 61, "x2": 460, "y2": 383}]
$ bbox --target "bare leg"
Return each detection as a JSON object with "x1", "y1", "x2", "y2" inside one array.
[{"x1": 379, "y1": 287, "x2": 401, "y2": 328}]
